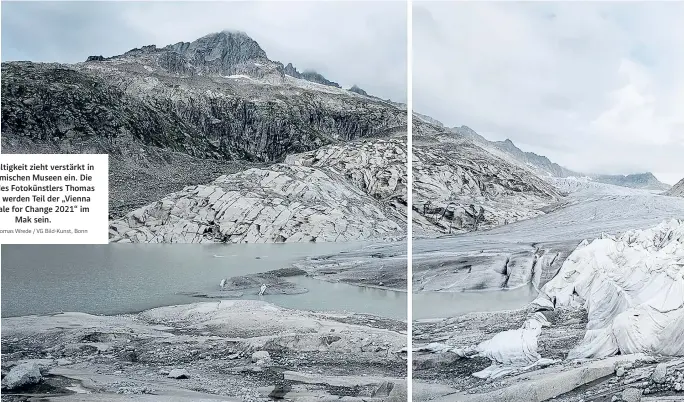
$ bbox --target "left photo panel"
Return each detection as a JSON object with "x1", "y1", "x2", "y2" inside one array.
[{"x1": 0, "y1": 1, "x2": 409, "y2": 400}]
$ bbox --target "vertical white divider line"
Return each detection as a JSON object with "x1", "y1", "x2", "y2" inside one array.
[{"x1": 406, "y1": 0, "x2": 413, "y2": 399}]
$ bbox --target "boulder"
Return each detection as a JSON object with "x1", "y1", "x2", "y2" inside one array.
[
  {"x1": 652, "y1": 363, "x2": 668, "y2": 384},
  {"x1": 167, "y1": 368, "x2": 189, "y2": 379},
  {"x1": 2, "y1": 362, "x2": 42, "y2": 390},
  {"x1": 251, "y1": 350, "x2": 271, "y2": 363},
  {"x1": 621, "y1": 387, "x2": 642, "y2": 402}
]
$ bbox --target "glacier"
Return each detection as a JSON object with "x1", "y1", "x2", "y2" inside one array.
[{"x1": 535, "y1": 219, "x2": 684, "y2": 359}]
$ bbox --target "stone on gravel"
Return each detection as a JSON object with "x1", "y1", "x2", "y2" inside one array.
[
  {"x1": 167, "y1": 368, "x2": 189, "y2": 379},
  {"x1": 652, "y1": 363, "x2": 668, "y2": 384},
  {"x1": 251, "y1": 351, "x2": 271, "y2": 363},
  {"x1": 1, "y1": 362, "x2": 42, "y2": 390},
  {"x1": 622, "y1": 387, "x2": 642, "y2": 402}
]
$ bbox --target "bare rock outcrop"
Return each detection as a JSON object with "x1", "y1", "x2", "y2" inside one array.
[{"x1": 665, "y1": 178, "x2": 684, "y2": 197}]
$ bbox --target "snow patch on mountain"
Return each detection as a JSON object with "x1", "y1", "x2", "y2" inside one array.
[{"x1": 225, "y1": 74, "x2": 252, "y2": 80}]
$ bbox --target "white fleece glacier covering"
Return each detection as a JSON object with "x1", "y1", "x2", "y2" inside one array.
[
  {"x1": 535, "y1": 219, "x2": 684, "y2": 359},
  {"x1": 472, "y1": 312, "x2": 554, "y2": 379}
]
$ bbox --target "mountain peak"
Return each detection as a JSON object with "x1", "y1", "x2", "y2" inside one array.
[
  {"x1": 592, "y1": 172, "x2": 671, "y2": 191},
  {"x1": 349, "y1": 85, "x2": 368, "y2": 96},
  {"x1": 91, "y1": 30, "x2": 350, "y2": 90},
  {"x1": 496, "y1": 138, "x2": 523, "y2": 153},
  {"x1": 282, "y1": 63, "x2": 340, "y2": 88},
  {"x1": 166, "y1": 30, "x2": 268, "y2": 64}
]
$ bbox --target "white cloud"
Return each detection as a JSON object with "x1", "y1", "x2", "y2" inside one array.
[{"x1": 414, "y1": 1, "x2": 684, "y2": 184}]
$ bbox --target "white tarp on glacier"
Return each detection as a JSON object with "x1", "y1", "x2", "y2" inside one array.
[
  {"x1": 472, "y1": 312, "x2": 556, "y2": 379},
  {"x1": 534, "y1": 219, "x2": 684, "y2": 359}
]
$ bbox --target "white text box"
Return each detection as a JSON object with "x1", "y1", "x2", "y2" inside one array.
[{"x1": 0, "y1": 154, "x2": 109, "y2": 244}]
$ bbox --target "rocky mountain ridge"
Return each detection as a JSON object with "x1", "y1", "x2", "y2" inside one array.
[
  {"x1": 2, "y1": 30, "x2": 407, "y2": 222},
  {"x1": 666, "y1": 178, "x2": 684, "y2": 197},
  {"x1": 87, "y1": 31, "x2": 345, "y2": 89},
  {"x1": 412, "y1": 121, "x2": 562, "y2": 236},
  {"x1": 450, "y1": 124, "x2": 671, "y2": 191}
]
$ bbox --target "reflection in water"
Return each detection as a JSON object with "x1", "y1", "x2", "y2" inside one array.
[{"x1": 1, "y1": 243, "x2": 406, "y2": 320}]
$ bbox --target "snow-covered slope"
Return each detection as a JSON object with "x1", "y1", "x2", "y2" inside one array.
[
  {"x1": 535, "y1": 220, "x2": 684, "y2": 358},
  {"x1": 109, "y1": 136, "x2": 407, "y2": 243},
  {"x1": 412, "y1": 183, "x2": 684, "y2": 294}
]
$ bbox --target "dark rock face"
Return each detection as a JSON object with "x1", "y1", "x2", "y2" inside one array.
[
  {"x1": 283, "y1": 62, "x2": 298, "y2": 77},
  {"x1": 300, "y1": 71, "x2": 341, "y2": 88},
  {"x1": 1, "y1": 62, "x2": 404, "y2": 162},
  {"x1": 115, "y1": 31, "x2": 282, "y2": 80},
  {"x1": 1, "y1": 63, "x2": 215, "y2": 156}
]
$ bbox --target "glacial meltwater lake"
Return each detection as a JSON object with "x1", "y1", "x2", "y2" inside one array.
[
  {"x1": 1, "y1": 243, "x2": 407, "y2": 320},
  {"x1": 412, "y1": 284, "x2": 538, "y2": 320}
]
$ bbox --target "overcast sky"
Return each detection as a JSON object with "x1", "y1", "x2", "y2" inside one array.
[
  {"x1": 1, "y1": 1, "x2": 406, "y2": 103},
  {"x1": 414, "y1": 2, "x2": 684, "y2": 185}
]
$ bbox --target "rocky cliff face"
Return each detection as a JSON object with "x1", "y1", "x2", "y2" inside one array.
[
  {"x1": 666, "y1": 178, "x2": 684, "y2": 197},
  {"x1": 2, "y1": 35, "x2": 405, "y2": 163},
  {"x1": 109, "y1": 135, "x2": 407, "y2": 243},
  {"x1": 454, "y1": 124, "x2": 579, "y2": 178},
  {"x1": 162, "y1": 31, "x2": 270, "y2": 76},
  {"x1": 412, "y1": 122, "x2": 562, "y2": 236},
  {"x1": 1, "y1": 31, "x2": 406, "y2": 221}
]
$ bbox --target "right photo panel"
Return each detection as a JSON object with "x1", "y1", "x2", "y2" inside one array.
[{"x1": 411, "y1": 2, "x2": 684, "y2": 401}]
